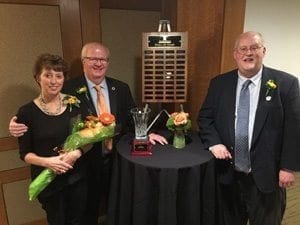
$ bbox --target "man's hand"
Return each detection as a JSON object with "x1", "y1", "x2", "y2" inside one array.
[
  {"x1": 148, "y1": 133, "x2": 168, "y2": 145},
  {"x1": 9, "y1": 116, "x2": 28, "y2": 137},
  {"x1": 209, "y1": 144, "x2": 232, "y2": 160},
  {"x1": 279, "y1": 169, "x2": 295, "y2": 188}
]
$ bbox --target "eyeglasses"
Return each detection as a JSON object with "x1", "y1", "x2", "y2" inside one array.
[
  {"x1": 235, "y1": 45, "x2": 264, "y2": 55},
  {"x1": 83, "y1": 57, "x2": 109, "y2": 64}
]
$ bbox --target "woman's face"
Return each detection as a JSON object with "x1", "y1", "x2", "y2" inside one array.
[{"x1": 38, "y1": 68, "x2": 64, "y2": 96}]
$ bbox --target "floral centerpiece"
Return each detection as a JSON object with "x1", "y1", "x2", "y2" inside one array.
[
  {"x1": 28, "y1": 112, "x2": 116, "y2": 201},
  {"x1": 166, "y1": 109, "x2": 191, "y2": 149}
]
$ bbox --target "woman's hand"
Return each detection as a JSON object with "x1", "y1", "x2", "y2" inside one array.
[
  {"x1": 60, "y1": 150, "x2": 82, "y2": 167},
  {"x1": 45, "y1": 155, "x2": 74, "y2": 174}
]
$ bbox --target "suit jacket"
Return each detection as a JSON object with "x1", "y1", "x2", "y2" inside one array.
[
  {"x1": 198, "y1": 66, "x2": 300, "y2": 193},
  {"x1": 62, "y1": 75, "x2": 136, "y2": 169}
]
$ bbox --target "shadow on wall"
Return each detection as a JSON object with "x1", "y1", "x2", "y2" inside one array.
[{"x1": 0, "y1": 83, "x2": 38, "y2": 137}]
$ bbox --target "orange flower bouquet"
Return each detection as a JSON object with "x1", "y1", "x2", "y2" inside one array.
[{"x1": 28, "y1": 113, "x2": 116, "y2": 201}]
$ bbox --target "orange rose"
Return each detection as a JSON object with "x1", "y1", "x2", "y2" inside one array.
[
  {"x1": 99, "y1": 112, "x2": 115, "y2": 125},
  {"x1": 166, "y1": 110, "x2": 191, "y2": 132},
  {"x1": 173, "y1": 112, "x2": 189, "y2": 126}
]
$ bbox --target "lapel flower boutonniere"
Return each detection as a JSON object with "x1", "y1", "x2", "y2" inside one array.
[
  {"x1": 265, "y1": 79, "x2": 277, "y2": 101},
  {"x1": 76, "y1": 85, "x2": 90, "y2": 100},
  {"x1": 62, "y1": 95, "x2": 80, "y2": 112}
]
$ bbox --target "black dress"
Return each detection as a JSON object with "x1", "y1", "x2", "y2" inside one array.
[{"x1": 17, "y1": 101, "x2": 87, "y2": 225}]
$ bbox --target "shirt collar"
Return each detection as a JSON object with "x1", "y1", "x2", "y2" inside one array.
[
  {"x1": 237, "y1": 67, "x2": 262, "y2": 87},
  {"x1": 84, "y1": 75, "x2": 108, "y2": 91}
]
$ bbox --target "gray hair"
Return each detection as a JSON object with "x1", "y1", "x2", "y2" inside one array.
[
  {"x1": 81, "y1": 42, "x2": 110, "y2": 59},
  {"x1": 234, "y1": 31, "x2": 265, "y2": 49}
]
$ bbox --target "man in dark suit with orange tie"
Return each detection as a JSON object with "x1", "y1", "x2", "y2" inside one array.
[
  {"x1": 63, "y1": 42, "x2": 137, "y2": 225},
  {"x1": 197, "y1": 31, "x2": 300, "y2": 225}
]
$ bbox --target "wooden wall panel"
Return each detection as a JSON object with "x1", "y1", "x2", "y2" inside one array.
[
  {"x1": 161, "y1": 0, "x2": 177, "y2": 30},
  {"x1": 0, "y1": 0, "x2": 59, "y2": 4},
  {"x1": 161, "y1": 0, "x2": 226, "y2": 129},
  {"x1": 99, "y1": 0, "x2": 161, "y2": 11},
  {"x1": 0, "y1": 137, "x2": 18, "y2": 152},
  {"x1": 0, "y1": 166, "x2": 31, "y2": 225},
  {"x1": 182, "y1": 0, "x2": 224, "y2": 128},
  {"x1": 59, "y1": 0, "x2": 83, "y2": 76},
  {"x1": 20, "y1": 219, "x2": 47, "y2": 225},
  {"x1": 220, "y1": 0, "x2": 246, "y2": 73},
  {"x1": 0, "y1": 0, "x2": 98, "y2": 76},
  {"x1": 80, "y1": 0, "x2": 101, "y2": 44}
]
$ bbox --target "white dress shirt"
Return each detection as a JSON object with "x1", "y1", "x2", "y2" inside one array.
[{"x1": 235, "y1": 67, "x2": 262, "y2": 149}]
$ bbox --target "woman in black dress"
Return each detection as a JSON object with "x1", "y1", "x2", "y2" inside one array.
[{"x1": 16, "y1": 53, "x2": 87, "y2": 225}]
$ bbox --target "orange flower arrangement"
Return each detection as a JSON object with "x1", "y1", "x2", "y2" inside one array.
[
  {"x1": 166, "y1": 110, "x2": 191, "y2": 149},
  {"x1": 166, "y1": 111, "x2": 191, "y2": 132}
]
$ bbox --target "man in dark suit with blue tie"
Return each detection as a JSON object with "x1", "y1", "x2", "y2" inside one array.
[
  {"x1": 197, "y1": 31, "x2": 300, "y2": 225},
  {"x1": 9, "y1": 42, "x2": 167, "y2": 225}
]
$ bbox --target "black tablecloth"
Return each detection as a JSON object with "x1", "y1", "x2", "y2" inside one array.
[{"x1": 108, "y1": 132, "x2": 219, "y2": 225}]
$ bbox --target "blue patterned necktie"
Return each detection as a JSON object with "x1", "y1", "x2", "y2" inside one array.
[{"x1": 235, "y1": 80, "x2": 252, "y2": 173}]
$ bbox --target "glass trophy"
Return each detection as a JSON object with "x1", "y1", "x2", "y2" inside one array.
[{"x1": 131, "y1": 107, "x2": 152, "y2": 156}]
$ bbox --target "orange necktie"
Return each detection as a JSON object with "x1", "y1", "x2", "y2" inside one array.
[
  {"x1": 94, "y1": 85, "x2": 113, "y2": 150},
  {"x1": 94, "y1": 85, "x2": 108, "y2": 113}
]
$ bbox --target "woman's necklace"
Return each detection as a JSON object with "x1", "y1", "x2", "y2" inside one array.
[{"x1": 39, "y1": 93, "x2": 62, "y2": 115}]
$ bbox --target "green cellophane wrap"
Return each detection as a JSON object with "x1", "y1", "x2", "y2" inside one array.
[
  {"x1": 63, "y1": 124, "x2": 114, "y2": 151},
  {"x1": 28, "y1": 123, "x2": 115, "y2": 201},
  {"x1": 28, "y1": 168, "x2": 55, "y2": 201}
]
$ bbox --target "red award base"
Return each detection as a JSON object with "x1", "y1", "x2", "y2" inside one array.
[{"x1": 131, "y1": 139, "x2": 152, "y2": 156}]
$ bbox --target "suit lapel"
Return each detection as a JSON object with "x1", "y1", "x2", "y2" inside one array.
[
  {"x1": 106, "y1": 78, "x2": 117, "y2": 115},
  {"x1": 227, "y1": 73, "x2": 239, "y2": 145},
  {"x1": 251, "y1": 68, "x2": 272, "y2": 147},
  {"x1": 76, "y1": 77, "x2": 97, "y2": 116}
]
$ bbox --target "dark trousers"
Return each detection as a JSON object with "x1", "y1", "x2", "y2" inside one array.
[
  {"x1": 219, "y1": 172, "x2": 286, "y2": 225},
  {"x1": 85, "y1": 154, "x2": 112, "y2": 225},
  {"x1": 39, "y1": 179, "x2": 87, "y2": 225}
]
